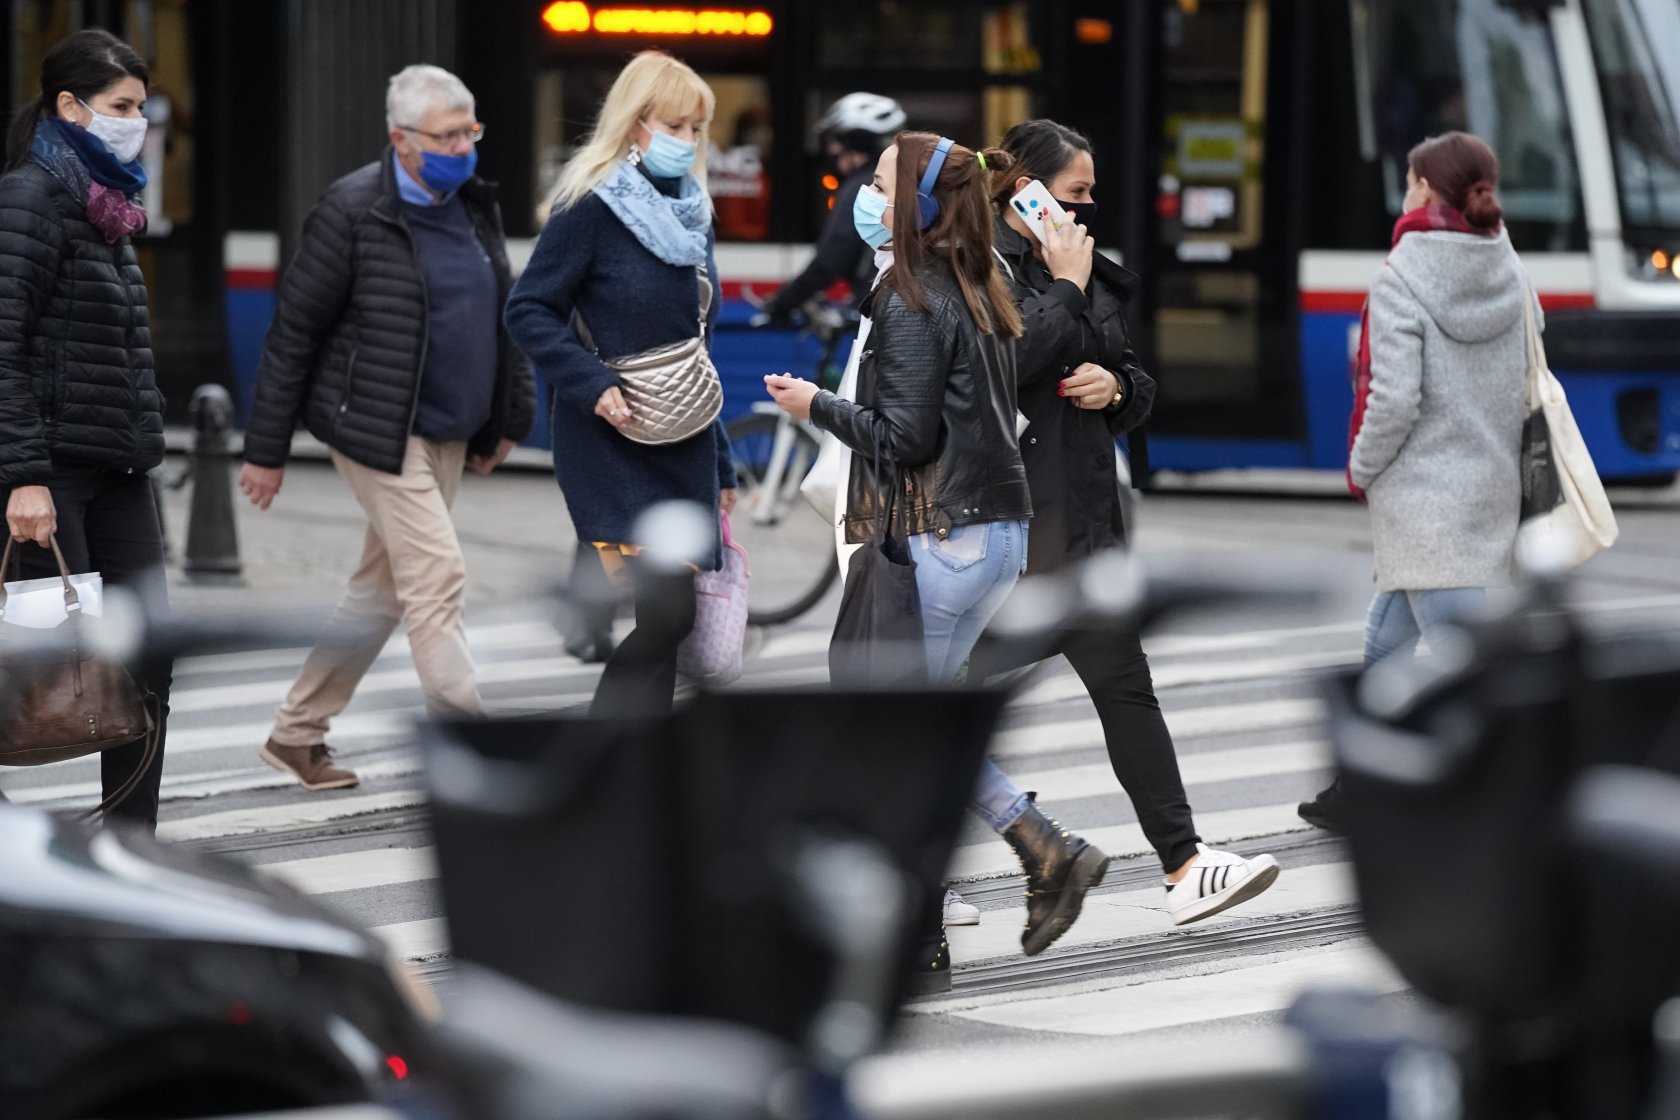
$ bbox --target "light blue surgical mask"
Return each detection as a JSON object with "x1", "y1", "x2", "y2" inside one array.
[
  {"x1": 637, "y1": 123, "x2": 698, "y2": 179},
  {"x1": 853, "y1": 185, "x2": 892, "y2": 250}
]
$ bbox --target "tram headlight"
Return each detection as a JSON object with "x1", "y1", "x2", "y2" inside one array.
[{"x1": 1628, "y1": 246, "x2": 1680, "y2": 281}]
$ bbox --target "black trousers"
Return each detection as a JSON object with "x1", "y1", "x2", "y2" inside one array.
[
  {"x1": 5, "y1": 466, "x2": 171, "y2": 828},
  {"x1": 589, "y1": 554, "x2": 696, "y2": 719},
  {"x1": 974, "y1": 609, "x2": 1201, "y2": 873}
]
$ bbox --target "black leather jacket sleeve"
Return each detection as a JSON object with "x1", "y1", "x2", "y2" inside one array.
[
  {"x1": 243, "y1": 194, "x2": 356, "y2": 468},
  {"x1": 0, "y1": 172, "x2": 62, "y2": 487},
  {"x1": 810, "y1": 289, "x2": 950, "y2": 469}
]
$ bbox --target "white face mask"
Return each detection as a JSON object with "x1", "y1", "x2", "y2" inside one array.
[{"x1": 79, "y1": 100, "x2": 147, "y2": 164}]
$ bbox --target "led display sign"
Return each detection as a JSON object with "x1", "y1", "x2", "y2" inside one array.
[{"x1": 541, "y1": 3, "x2": 773, "y2": 36}]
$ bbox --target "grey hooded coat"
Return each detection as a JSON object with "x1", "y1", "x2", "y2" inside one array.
[{"x1": 1349, "y1": 228, "x2": 1533, "y2": 591}]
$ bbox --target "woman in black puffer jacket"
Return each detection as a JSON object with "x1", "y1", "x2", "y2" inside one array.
[{"x1": 0, "y1": 30, "x2": 169, "y2": 828}]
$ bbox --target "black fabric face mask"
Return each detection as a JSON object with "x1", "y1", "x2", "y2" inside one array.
[{"x1": 1057, "y1": 198, "x2": 1096, "y2": 225}]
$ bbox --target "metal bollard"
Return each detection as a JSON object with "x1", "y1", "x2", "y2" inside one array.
[{"x1": 182, "y1": 384, "x2": 244, "y2": 583}]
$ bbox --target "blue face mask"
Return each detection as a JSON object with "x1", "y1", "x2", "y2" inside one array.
[
  {"x1": 639, "y1": 125, "x2": 698, "y2": 179},
  {"x1": 852, "y1": 186, "x2": 892, "y2": 250},
  {"x1": 419, "y1": 148, "x2": 477, "y2": 193}
]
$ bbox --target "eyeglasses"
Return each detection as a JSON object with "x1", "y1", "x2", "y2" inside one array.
[{"x1": 399, "y1": 122, "x2": 485, "y2": 146}]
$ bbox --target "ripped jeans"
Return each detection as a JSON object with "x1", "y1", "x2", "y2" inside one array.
[{"x1": 909, "y1": 518, "x2": 1033, "y2": 832}]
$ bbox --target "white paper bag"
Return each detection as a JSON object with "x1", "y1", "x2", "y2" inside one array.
[{"x1": 1, "y1": 571, "x2": 103, "y2": 628}]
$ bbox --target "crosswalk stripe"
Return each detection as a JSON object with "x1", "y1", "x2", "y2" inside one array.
[
  {"x1": 947, "y1": 802, "x2": 1312, "y2": 881},
  {"x1": 171, "y1": 654, "x2": 602, "y2": 714},
  {"x1": 3, "y1": 755, "x2": 421, "y2": 807},
  {"x1": 929, "y1": 942, "x2": 1403, "y2": 1035},
  {"x1": 173, "y1": 619, "x2": 561, "y2": 678},
  {"x1": 1011, "y1": 740, "x2": 1328, "y2": 802},
  {"x1": 946, "y1": 860, "x2": 1356, "y2": 965},
  {"x1": 260, "y1": 845, "x2": 437, "y2": 895},
  {"x1": 164, "y1": 710, "x2": 410, "y2": 756},
  {"x1": 219, "y1": 745, "x2": 1328, "y2": 896},
  {"x1": 994, "y1": 698, "x2": 1324, "y2": 758},
  {"x1": 156, "y1": 790, "x2": 424, "y2": 843},
  {"x1": 1017, "y1": 651, "x2": 1357, "y2": 706},
  {"x1": 288, "y1": 856, "x2": 1357, "y2": 972}
]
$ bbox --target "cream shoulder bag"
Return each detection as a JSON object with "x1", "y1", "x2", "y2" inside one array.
[{"x1": 574, "y1": 266, "x2": 724, "y2": 446}]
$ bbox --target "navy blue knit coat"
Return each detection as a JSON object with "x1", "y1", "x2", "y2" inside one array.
[{"x1": 504, "y1": 171, "x2": 735, "y2": 564}]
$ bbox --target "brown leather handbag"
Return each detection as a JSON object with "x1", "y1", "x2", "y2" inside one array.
[{"x1": 0, "y1": 537, "x2": 158, "y2": 816}]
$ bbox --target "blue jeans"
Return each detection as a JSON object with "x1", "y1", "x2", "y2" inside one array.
[
  {"x1": 910, "y1": 518, "x2": 1032, "y2": 832},
  {"x1": 1363, "y1": 588, "x2": 1486, "y2": 667}
]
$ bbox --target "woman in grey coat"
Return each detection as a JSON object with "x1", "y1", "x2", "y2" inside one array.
[{"x1": 1300, "y1": 132, "x2": 1529, "y2": 828}]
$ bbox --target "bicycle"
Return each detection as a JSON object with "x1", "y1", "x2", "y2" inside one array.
[{"x1": 727, "y1": 297, "x2": 859, "y2": 626}]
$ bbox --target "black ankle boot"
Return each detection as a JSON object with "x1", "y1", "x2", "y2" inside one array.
[
  {"x1": 1002, "y1": 794, "x2": 1109, "y2": 956},
  {"x1": 1297, "y1": 778, "x2": 1344, "y2": 833},
  {"x1": 565, "y1": 629, "x2": 616, "y2": 664},
  {"x1": 906, "y1": 925, "x2": 950, "y2": 995}
]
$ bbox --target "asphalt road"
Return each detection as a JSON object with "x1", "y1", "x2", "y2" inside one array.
[{"x1": 10, "y1": 460, "x2": 1677, "y2": 1069}]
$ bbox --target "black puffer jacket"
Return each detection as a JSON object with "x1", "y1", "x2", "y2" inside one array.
[
  {"x1": 811, "y1": 261, "x2": 1032, "y2": 544},
  {"x1": 243, "y1": 151, "x2": 534, "y2": 474},
  {"x1": 0, "y1": 154, "x2": 163, "y2": 487},
  {"x1": 994, "y1": 221, "x2": 1155, "y2": 573}
]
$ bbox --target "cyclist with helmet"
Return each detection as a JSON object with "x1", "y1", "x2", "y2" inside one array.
[{"x1": 759, "y1": 92, "x2": 905, "y2": 322}]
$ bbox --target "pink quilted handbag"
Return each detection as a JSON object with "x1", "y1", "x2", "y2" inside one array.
[{"x1": 678, "y1": 513, "x2": 751, "y2": 685}]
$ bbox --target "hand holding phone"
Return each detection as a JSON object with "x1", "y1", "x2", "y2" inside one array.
[{"x1": 1008, "y1": 180, "x2": 1070, "y2": 246}]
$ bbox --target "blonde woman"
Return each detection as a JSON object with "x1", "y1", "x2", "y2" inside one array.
[{"x1": 505, "y1": 51, "x2": 736, "y2": 716}]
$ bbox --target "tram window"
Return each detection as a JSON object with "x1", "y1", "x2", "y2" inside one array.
[
  {"x1": 1355, "y1": 0, "x2": 1585, "y2": 251},
  {"x1": 533, "y1": 68, "x2": 771, "y2": 241},
  {"x1": 1580, "y1": 0, "x2": 1680, "y2": 249}
]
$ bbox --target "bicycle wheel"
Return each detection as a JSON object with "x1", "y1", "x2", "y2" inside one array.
[{"x1": 726, "y1": 412, "x2": 842, "y2": 626}]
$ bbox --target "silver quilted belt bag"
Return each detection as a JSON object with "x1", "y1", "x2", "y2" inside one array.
[{"x1": 576, "y1": 266, "x2": 723, "y2": 446}]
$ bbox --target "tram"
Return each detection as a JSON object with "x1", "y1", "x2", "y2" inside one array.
[{"x1": 11, "y1": 1, "x2": 1673, "y2": 482}]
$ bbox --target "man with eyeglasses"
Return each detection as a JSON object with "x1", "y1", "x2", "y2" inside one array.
[{"x1": 238, "y1": 64, "x2": 534, "y2": 792}]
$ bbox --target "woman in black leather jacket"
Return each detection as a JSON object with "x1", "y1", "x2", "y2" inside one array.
[
  {"x1": 0, "y1": 31, "x2": 169, "y2": 828},
  {"x1": 981, "y1": 120, "x2": 1279, "y2": 927},
  {"x1": 767, "y1": 133, "x2": 1109, "y2": 963}
]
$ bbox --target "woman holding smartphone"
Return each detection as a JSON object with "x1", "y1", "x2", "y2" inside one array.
[
  {"x1": 981, "y1": 119, "x2": 1279, "y2": 926},
  {"x1": 766, "y1": 132, "x2": 1108, "y2": 966},
  {"x1": 505, "y1": 51, "x2": 737, "y2": 717}
]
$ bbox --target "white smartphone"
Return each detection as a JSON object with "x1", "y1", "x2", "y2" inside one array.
[{"x1": 1008, "y1": 180, "x2": 1071, "y2": 246}]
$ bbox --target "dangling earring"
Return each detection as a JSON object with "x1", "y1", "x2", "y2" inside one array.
[{"x1": 626, "y1": 144, "x2": 643, "y2": 167}]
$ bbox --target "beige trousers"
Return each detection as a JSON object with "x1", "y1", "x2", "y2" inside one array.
[{"x1": 269, "y1": 436, "x2": 480, "y2": 747}]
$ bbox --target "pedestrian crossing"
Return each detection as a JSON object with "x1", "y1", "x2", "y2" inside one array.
[{"x1": 7, "y1": 590, "x2": 1677, "y2": 1045}]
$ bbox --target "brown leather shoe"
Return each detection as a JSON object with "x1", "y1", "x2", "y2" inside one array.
[{"x1": 261, "y1": 740, "x2": 359, "y2": 791}]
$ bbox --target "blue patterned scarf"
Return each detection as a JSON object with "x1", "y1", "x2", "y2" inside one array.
[{"x1": 592, "y1": 159, "x2": 710, "y2": 267}]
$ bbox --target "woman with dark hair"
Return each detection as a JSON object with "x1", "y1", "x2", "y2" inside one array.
[
  {"x1": 980, "y1": 118, "x2": 1280, "y2": 926},
  {"x1": 0, "y1": 29, "x2": 169, "y2": 827},
  {"x1": 1299, "y1": 131, "x2": 1529, "y2": 829},
  {"x1": 766, "y1": 133, "x2": 1109, "y2": 965}
]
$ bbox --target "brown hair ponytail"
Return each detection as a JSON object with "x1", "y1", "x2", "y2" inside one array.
[
  {"x1": 883, "y1": 131, "x2": 1022, "y2": 338},
  {"x1": 1408, "y1": 132, "x2": 1504, "y2": 232}
]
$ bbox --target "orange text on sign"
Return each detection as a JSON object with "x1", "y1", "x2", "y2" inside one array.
[{"x1": 541, "y1": 3, "x2": 774, "y2": 36}]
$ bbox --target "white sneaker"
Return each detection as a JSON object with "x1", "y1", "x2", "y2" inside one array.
[
  {"x1": 943, "y1": 889, "x2": 980, "y2": 926},
  {"x1": 1165, "y1": 844, "x2": 1280, "y2": 926}
]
